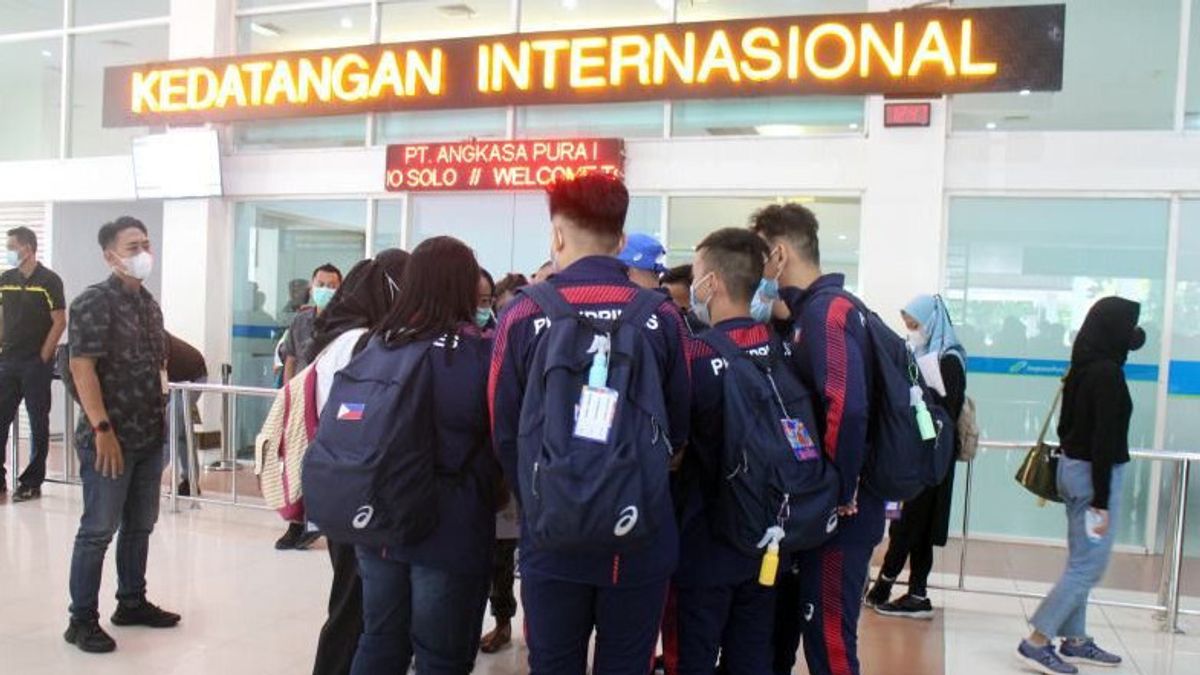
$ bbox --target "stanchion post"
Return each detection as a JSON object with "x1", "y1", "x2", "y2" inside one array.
[
  {"x1": 168, "y1": 388, "x2": 179, "y2": 514},
  {"x1": 1164, "y1": 458, "x2": 1191, "y2": 634},
  {"x1": 958, "y1": 456, "x2": 975, "y2": 591},
  {"x1": 183, "y1": 388, "x2": 198, "y2": 500},
  {"x1": 62, "y1": 389, "x2": 75, "y2": 482},
  {"x1": 1156, "y1": 460, "x2": 1183, "y2": 622},
  {"x1": 10, "y1": 420, "x2": 21, "y2": 489},
  {"x1": 230, "y1": 394, "x2": 239, "y2": 505}
]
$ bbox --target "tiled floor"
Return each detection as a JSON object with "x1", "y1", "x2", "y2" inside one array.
[{"x1": 1, "y1": 484, "x2": 1197, "y2": 674}]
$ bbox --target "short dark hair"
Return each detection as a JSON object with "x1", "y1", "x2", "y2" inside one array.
[
  {"x1": 97, "y1": 216, "x2": 148, "y2": 250},
  {"x1": 495, "y1": 273, "x2": 528, "y2": 298},
  {"x1": 749, "y1": 203, "x2": 820, "y2": 266},
  {"x1": 312, "y1": 263, "x2": 342, "y2": 282},
  {"x1": 480, "y1": 268, "x2": 495, "y2": 295},
  {"x1": 660, "y1": 264, "x2": 692, "y2": 287},
  {"x1": 696, "y1": 228, "x2": 770, "y2": 305},
  {"x1": 7, "y1": 226, "x2": 37, "y2": 252},
  {"x1": 547, "y1": 172, "x2": 629, "y2": 241}
]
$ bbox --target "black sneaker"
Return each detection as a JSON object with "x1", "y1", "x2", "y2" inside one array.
[
  {"x1": 294, "y1": 529, "x2": 323, "y2": 550},
  {"x1": 64, "y1": 619, "x2": 117, "y2": 653},
  {"x1": 275, "y1": 523, "x2": 304, "y2": 550},
  {"x1": 874, "y1": 594, "x2": 934, "y2": 620},
  {"x1": 111, "y1": 601, "x2": 181, "y2": 628},
  {"x1": 864, "y1": 580, "x2": 893, "y2": 609},
  {"x1": 177, "y1": 480, "x2": 191, "y2": 497},
  {"x1": 12, "y1": 485, "x2": 41, "y2": 503}
]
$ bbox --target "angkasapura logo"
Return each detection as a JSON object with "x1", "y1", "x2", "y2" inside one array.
[{"x1": 1008, "y1": 361, "x2": 1028, "y2": 375}]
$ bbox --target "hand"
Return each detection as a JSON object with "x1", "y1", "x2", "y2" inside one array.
[
  {"x1": 95, "y1": 431, "x2": 125, "y2": 479},
  {"x1": 837, "y1": 501, "x2": 859, "y2": 517},
  {"x1": 1089, "y1": 508, "x2": 1110, "y2": 537}
]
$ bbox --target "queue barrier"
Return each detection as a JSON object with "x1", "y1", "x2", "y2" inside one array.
[{"x1": 5, "y1": 380, "x2": 1195, "y2": 633}]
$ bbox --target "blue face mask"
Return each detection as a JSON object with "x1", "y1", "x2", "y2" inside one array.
[
  {"x1": 475, "y1": 307, "x2": 494, "y2": 329},
  {"x1": 311, "y1": 286, "x2": 336, "y2": 311},
  {"x1": 689, "y1": 274, "x2": 713, "y2": 327},
  {"x1": 750, "y1": 277, "x2": 779, "y2": 323},
  {"x1": 4, "y1": 249, "x2": 19, "y2": 267}
]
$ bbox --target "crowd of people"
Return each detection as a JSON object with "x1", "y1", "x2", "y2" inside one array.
[{"x1": 0, "y1": 171, "x2": 1144, "y2": 675}]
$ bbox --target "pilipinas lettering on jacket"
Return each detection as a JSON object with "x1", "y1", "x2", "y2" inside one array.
[
  {"x1": 778, "y1": 274, "x2": 871, "y2": 504},
  {"x1": 530, "y1": 306, "x2": 663, "y2": 336}
]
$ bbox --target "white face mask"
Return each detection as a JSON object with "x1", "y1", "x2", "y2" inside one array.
[
  {"x1": 908, "y1": 329, "x2": 928, "y2": 350},
  {"x1": 120, "y1": 251, "x2": 154, "y2": 280}
]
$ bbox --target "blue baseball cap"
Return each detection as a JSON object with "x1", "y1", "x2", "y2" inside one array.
[{"x1": 617, "y1": 233, "x2": 666, "y2": 275}]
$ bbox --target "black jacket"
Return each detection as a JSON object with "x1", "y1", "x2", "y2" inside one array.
[{"x1": 1058, "y1": 297, "x2": 1140, "y2": 510}]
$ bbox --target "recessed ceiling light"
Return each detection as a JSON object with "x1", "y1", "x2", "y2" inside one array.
[
  {"x1": 1019, "y1": 89, "x2": 1031, "y2": 96},
  {"x1": 562, "y1": 0, "x2": 578, "y2": 9},
  {"x1": 755, "y1": 124, "x2": 808, "y2": 136},
  {"x1": 838, "y1": 235, "x2": 849, "y2": 241},
  {"x1": 848, "y1": 122, "x2": 859, "y2": 130},
  {"x1": 340, "y1": 16, "x2": 353, "y2": 29},
  {"x1": 655, "y1": 0, "x2": 673, "y2": 10},
  {"x1": 41, "y1": 50, "x2": 52, "y2": 57},
  {"x1": 437, "y1": 4, "x2": 478, "y2": 18},
  {"x1": 985, "y1": 122, "x2": 998, "y2": 130},
  {"x1": 250, "y1": 22, "x2": 282, "y2": 37}
]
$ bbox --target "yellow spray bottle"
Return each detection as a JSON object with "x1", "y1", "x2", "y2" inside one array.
[{"x1": 757, "y1": 526, "x2": 786, "y2": 587}]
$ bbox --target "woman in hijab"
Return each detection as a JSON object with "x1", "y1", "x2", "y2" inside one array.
[
  {"x1": 1017, "y1": 297, "x2": 1142, "y2": 674},
  {"x1": 865, "y1": 294, "x2": 967, "y2": 619},
  {"x1": 310, "y1": 248, "x2": 410, "y2": 675}
]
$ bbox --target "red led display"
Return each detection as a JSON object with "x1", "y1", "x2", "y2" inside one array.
[
  {"x1": 884, "y1": 102, "x2": 933, "y2": 127},
  {"x1": 385, "y1": 139, "x2": 625, "y2": 192}
]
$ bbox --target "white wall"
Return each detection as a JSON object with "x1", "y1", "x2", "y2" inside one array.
[{"x1": 51, "y1": 201, "x2": 164, "y2": 303}]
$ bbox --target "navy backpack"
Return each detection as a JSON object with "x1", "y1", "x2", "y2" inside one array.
[
  {"x1": 699, "y1": 330, "x2": 840, "y2": 555},
  {"x1": 516, "y1": 283, "x2": 674, "y2": 554},
  {"x1": 812, "y1": 289, "x2": 954, "y2": 502},
  {"x1": 302, "y1": 336, "x2": 440, "y2": 547}
]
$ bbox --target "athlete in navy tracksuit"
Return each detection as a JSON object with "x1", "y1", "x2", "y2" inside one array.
[
  {"x1": 751, "y1": 205, "x2": 884, "y2": 675},
  {"x1": 665, "y1": 318, "x2": 780, "y2": 675},
  {"x1": 490, "y1": 175, "x2": 690, "y2": 675}
]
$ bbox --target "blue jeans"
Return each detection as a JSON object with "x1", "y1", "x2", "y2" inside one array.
[
  {"x1": 351, "y1": 548, "x2": 489, "y2": 675},
  {"x1": 1030, "y1": 457, "x2": 1126, "y2": 640},
  {"x1": 68, "y1": 442, "x2": 163, "y2": 621}
]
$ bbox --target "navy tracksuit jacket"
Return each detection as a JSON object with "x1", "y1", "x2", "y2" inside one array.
[
  {"x1": 489, "y1": 255, "x2": 691, "y2": 675},
  {"x1": 663, "y1": 318, "x2": 784, "y2": 675},
  {"x1": 773, "y1": 274, "x2": 886, "y2": 675}
]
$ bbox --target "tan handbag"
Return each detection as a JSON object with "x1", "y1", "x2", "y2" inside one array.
[{"x1": 1015, "y1": 384, "x2": 1064, "y2": 504}]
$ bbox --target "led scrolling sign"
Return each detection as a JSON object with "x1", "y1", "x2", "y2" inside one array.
[{"x1": 102, "y1": 5, "x2": 1064, "y2": 128}]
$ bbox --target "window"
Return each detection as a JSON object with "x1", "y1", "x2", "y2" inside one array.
[
  {"x1": 676, "y1": 0, "x2": 867, "y2": 22},
  {"x1": 520, "y1": 0, "x2": 670, "y2": 32},
  {"x1": 373, "y1": 199, "x2": 405, "y2": 254},
  {"x1": 672, "y1": 96, "x2": 864, "y2": 136},
  {"x1": 0, "y1": 39, "x2": 62, "y2": 161},
  {"x1": 380, "y1": 0, "x2": 511, "y2": 41},
  {"x1": 518, "y1": 102, "x2": 664, "y2": 139},
  {"x1": 1187, "y1": 1, "x2": 1200, "y2": 130},
  {"x1": 73, "y1": 0, "x2": 169, "y2": 26},
  {"x1": 234, "y1": 6, "x2": 372, "y2": 149},
  {"x1": 952, "y1": 0, "x2": 1182, "y2": 131},
  {"x1": 0, "y1": 1, "x2": 63, "y2": 34},
  {"x1": 377, "y1": 108, "x2": 508, "y2": 144},
  {"x1": 666, "y1": 196, "x2": 861, "y2": 289},
  {"x1": 70, "y1": 26, "x2": 169, "y2": 157},
  {"x1": 944, "y1": 197, "x2": 1169, "y2": 547},
  {"x1": 1167, "y1": 200, "x2": 1200, "y2": 554}
]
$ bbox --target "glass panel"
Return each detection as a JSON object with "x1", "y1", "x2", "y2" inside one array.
[
  {"x1": 373, "y1": 199, "x2": 405, "y2": 255},
  {"x1": 520, "y1": 0, "x2": 670, "y2": 32},
  {"x1": 239, "y1": 0, "x2": 368, "y2": 8},
  {"x1": 231, "y1": 200, "x2": 367, "y2": 462},
  {"x1": 73, "y1": 0, "x2": 168, "y2": 26},
  {"x1": 70, "y1": 26, "x2": 168, "y2": 157},
  {"x1": 233, "y1": 6, "x2": 372, "y2": 149},
  {"x1": 380, "y1": 0, "x2": 512, "y2": 41},
  {"x1": 667, "y1": 196, "x2": 860, "y2": 290},
  {"x1": 677, "y1": 0, "x2": 868, "y2": 22},
  {"x1": 0, "y1": 39, "x2": 62, "y2": 160},
  {"x1": 1187, "y1": 1, "x2": 1200, "y2": 130},
  {"x1": 377, "y1": 108, "x2": 508, "y2": 144},
  {"x1": 1, "y1": 1, "x2": 63, "y2": 33},
  {"x1": 411, "y1": 193, "x2": 661, "y2": 279},
  {"x1": 518, "y1": 102, "x2": 664, "y2": 138},
  {"x1": 944, "y1": 197, "x2": 1169, "y2": 548},
  {"x1": 952, "y1": 0, "x2": 1181, "y2": 131},
  {"x1": 672, "y1": 96, "x2": 863, "y2": 136},
  {"x1": 1167, "y1": 200, "x2": 1200, "y2": 555}
]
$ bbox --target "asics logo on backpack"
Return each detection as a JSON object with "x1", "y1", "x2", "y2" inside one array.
[
  {"x1": 352, "y1": 505, "x2": 375, "y2": 530},
  {"x1": 614, "y1": 506, "x2": 639, "y2": 537},
  {"x1": 826, "y1": 511, "x2": 839, "y2": 534}
]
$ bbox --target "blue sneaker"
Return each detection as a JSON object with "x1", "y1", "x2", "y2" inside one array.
[
  {"x1": 1059, "y1": 639, "x2": 1122, "y2": 667},
  {"x1": 1017, "y1": 640, "x2": 1079, "y2": 674}
]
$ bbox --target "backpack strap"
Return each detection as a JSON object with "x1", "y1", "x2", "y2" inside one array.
[
  {"x1": 520, "y1": 283, "x2": 578, "y2": 322},
  {"x1": 697, "y1": 327, "x2": 745, "y2": 365},
  {"x1": 617, "y1": 289, "x2": 668, "y2": 333}
]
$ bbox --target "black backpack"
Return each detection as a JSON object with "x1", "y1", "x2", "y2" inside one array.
[
  {"x1": 302, "y1": 336, "x2": 441, "y2": 546},
  {"x1": 811, "y1": 289, "x2": 954, "y2": 501},
  {"x1": 698, "y1": 330, "x2": 840, "y2": 555},
  {"x1": 516, "y1": 283, "x2": 674, "y2": 554}
]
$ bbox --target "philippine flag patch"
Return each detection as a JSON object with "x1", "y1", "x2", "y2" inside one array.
[{"x1": 337, "y1": 403, "x2": 366, "y2": 421}]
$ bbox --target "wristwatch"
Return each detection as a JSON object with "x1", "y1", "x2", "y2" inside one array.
[{"x1": 93, "y1": 420, "x2": 112, "y2": 434}]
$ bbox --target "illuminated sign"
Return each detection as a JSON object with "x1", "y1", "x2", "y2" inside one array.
[
  {"x1": 384, "y1": 139, "x2": 624, "y2": 192},
  {"x1": 884, "y1": 102, "x2": 932, "y2": 127},
  {"x1": 103, "y1": 5, "x2": 1064, "y2": 128}
]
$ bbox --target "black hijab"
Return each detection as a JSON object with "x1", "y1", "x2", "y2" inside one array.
[
  {"x1": 305, "y1": 248, "x2": 410, "y2": 362},
  {"x1": 1069, "y1": 296, "x2": 1142, "y2": 369}
]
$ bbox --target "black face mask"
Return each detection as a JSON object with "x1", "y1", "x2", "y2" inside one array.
[{"x1": 1129, "y1": 326, "x2": 1146, "y2": 352}]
